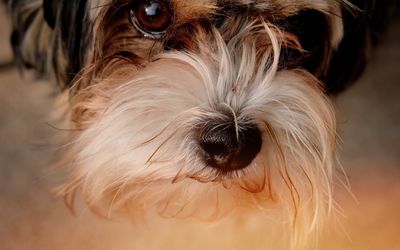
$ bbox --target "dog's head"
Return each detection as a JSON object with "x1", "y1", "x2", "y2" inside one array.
[{"x1": 7, "y1": 0, "x2": 390, "y2": 246}]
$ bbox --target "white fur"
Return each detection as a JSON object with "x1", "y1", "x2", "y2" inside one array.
[{"x1": 57, "y1": 22, "x2": 338, "y2": 249}]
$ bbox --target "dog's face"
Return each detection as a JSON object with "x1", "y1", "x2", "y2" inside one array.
[{"x1": 9, "y1": 0, "x2": 375, "y2": 246}]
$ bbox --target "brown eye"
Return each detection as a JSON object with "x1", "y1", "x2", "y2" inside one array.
[{"x1": 130, "y1": 0, "x2": 173, "y2": 38}]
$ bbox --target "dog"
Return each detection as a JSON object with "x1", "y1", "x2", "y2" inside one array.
[{"x1": 4, "y1": 0, "x2": 397, "y2": 248}]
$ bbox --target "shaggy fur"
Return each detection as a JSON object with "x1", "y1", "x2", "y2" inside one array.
[{"x1": 5, "y1": 0, "x2": 397, "y2": 248}]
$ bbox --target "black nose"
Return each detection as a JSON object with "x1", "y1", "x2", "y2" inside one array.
[{"x1": 199, "y1": 122, "x2": 262, "y2": 172}]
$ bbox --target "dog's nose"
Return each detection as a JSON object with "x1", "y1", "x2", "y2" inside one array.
[{"x1": 199, "y1": 122, "x2": 262, "y2": 172}]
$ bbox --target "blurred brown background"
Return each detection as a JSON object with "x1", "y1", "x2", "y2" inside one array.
[{"x1": 0, "y1": 5, "x2": 399, "y2": 250}]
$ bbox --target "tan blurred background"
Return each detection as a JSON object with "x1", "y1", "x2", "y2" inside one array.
[{"x1": 0, "y1": 5, "x2": 399, "y2": 250}]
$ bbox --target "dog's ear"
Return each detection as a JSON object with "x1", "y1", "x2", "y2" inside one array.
[
  {"x1": 8, "y1": 0, "x2": 91, "y2": 88},
  {"x1": 42, "y1": 0, "x2": 57, "y2": 29},
  {"x1": 55, "y1": 1, "x2": 91, "y2": 86},
  {"x1": 280, "y1": 0, "x2": 398, "y2": 95},
  {"x1": 324, "y1": 0, "x2": 398, "y2": 94},
  {"x1": 279, "y1": 10, "x2": 332, "y2": 81}
]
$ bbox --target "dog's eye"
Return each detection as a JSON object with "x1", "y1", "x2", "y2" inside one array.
[{"x1": 130, "y1": 0, "x2": 173, "y2": 39}]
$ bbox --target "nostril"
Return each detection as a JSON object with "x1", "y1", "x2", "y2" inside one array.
[
  {"x1": 199, "y1": 122, "x2": 262, "y2": 172},
  {"x1": 199, "y1": 124, "x2": 238, "y2": 166}
]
